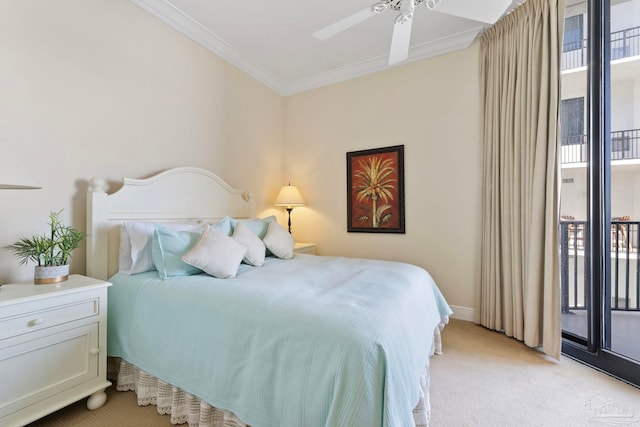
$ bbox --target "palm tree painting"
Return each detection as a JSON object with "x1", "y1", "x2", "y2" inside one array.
[{"x1": 347, "y1": 145, "x2": 405, "y2": 233}]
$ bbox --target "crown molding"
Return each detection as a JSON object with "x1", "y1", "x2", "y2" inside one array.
[
  {"x1": 130, "y1": 0, "x2": 482, "y2": 96},
  {"x1": 280, "y1": 27, "x2": 483, "y2": 95},
  {"x1": 129, "y1": 0, "x2": 289, "y2": 94}
]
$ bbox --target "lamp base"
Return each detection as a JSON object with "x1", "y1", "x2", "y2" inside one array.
[{"x1": 286, "y1": 208, "x2": 293, "y2": 233}]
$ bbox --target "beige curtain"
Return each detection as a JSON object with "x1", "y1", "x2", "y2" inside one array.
[{"x1": 479, "y1": 0, "x2": 565, "y2": 359}]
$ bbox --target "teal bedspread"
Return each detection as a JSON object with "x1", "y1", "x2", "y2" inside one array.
[{"x1": 107, "y1": 255, "x2": 452, "y2": 427}]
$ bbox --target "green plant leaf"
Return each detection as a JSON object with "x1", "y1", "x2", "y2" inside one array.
[{"x1": 3, "y1": 209, "x2": 85, "y2": 267}]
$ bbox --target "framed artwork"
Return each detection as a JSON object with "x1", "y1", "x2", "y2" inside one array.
[{"x1": 346, "y1": 145, "x2": 405, "y2": 233}]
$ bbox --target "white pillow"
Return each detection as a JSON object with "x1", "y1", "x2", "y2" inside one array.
[
  {"x1": 182, "y1": 225, "x2": 247, "y2": 279},
  {"x1": 262, "y1": 221, "x2": 294, "y2": 259},
  {"x1": 232, "y1": 222, "x2": 266, "y2": 267},
  {"x1": 118, "y1": 225, "x2": 133, "y2": 273},
  {"x1": 119, "y1": 222, "x2": 155, "y2": 274},
  {"x1": 119, "y1": 221, "x2": 204, "y2": 274}
]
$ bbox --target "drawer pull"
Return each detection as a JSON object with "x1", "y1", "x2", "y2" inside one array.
[
  {"x1": 28, "y1": 318, "x2": 44, "y2": 327},
  {"x1": 90, "y1": 348, "x2": 100, "y2": 355}
]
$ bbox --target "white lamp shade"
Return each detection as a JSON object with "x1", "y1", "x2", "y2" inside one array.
[
  {"x1": 274, "y1": 185, "x2": 305, "y2": 208},
  {"x1": 0, "y1": 138, "x2": 41, "y2": 189}
]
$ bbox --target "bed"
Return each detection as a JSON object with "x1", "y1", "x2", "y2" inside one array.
[{"x1": 86, "y1": 166, "x2": 452, "y2": 427}]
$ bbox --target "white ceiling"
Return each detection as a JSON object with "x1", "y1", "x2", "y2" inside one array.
[{"x1": 130, "y1": 0, "x2": 521, "y2": 95}]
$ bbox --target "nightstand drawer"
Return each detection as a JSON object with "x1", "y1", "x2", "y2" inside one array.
[{"x1": 0, "y1": 296, "x2": 99, "y2": 340}]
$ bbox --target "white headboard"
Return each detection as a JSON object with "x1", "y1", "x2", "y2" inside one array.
[{"x1": 86, "y1": 167, "x2": 253, "y2": 280}]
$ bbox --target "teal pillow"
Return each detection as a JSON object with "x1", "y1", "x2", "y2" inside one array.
[
  {"x1": 152, "y1": 223, "x2": 203, "y2": 279},
  {"x1": 211, "y1": 216, "x2": 233, "y2": 236},
  {"x1": 230, "y1": 215, "x2": 276, "y2": 239}
]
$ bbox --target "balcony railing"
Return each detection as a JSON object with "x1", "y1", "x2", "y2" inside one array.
[
  {"x1": 561, "y1": 128, "x2": 640, "y2": 164},
  {"x1": 560, "y1": 219, "x2": 640, "y2": 312},
  {"x1": 562, "y1": 25, "x2": 640, "y2": 70}
]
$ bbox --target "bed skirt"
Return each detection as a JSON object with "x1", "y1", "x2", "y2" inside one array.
[{"x1": 109, "y1": 357, "x2": 431, "y2": 427}]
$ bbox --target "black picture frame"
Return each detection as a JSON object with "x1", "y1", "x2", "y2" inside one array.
[{"x1": 346, "y1": 145, "x2": 405, "y2": 233}]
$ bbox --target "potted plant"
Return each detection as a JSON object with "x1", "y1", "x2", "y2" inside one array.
[{"x1": 4, "y1": 210, "x2": 86, "y2": 284}]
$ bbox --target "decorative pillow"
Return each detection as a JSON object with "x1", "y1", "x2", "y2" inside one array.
[
  {"x1": 152, "y1": 224, "x2": 204, "y2": 279},
  {"x1": 262, "y1": 221, "x2": 294, "y2": 259},
  {"x1": 182, "y1": 225, "x2": 247, "y2": 279},
  {"x1": 119, "y1": 221, "x2": 203, "y2": 274},
  {"x1": 210, "y1": 216, "x2": 233, "y2": 236},
  {"x1": 230, "y1": 215, "x2": 276, "y2": 239},
  {"x1": 232, "y1": 222, "x2": 266, "y2": 267}
]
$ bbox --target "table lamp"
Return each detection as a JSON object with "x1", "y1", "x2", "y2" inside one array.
[{"x1": 274, "y1": 183, "x2": 305, "y2": 233}]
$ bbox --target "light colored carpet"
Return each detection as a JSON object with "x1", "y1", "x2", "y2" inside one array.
[
  {"x1": 27, "y1": 319, "x2": 640, "y2": 427},
  {"x1": 429, "y1": 320, "x2": 640, "y2": 426},
  {"x1": 26, "y1": 386, "x2": 173, "y2": 427}
]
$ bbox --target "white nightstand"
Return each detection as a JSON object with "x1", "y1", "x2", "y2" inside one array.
[
  {"x1": 0, "y1": 274, "x2": 112, "y2": 426},
  {"x1": 294, "y1": 242, "x2": 316, "y2": 255}
]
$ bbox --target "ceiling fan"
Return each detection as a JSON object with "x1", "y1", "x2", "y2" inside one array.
[{"x1": 313, "y1": 0, "x2": 513, "y2": 65}]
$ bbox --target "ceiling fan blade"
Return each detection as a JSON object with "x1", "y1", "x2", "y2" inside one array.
[
  {"x1": 426, "y1": 0, "x2": 512, "y2": 24},
  {"x1": 313, "y1": 6, "x2": 382, "y2": 41},
  {"x1": 388, "y1": 14, "x2": 413, "y2": 65}
]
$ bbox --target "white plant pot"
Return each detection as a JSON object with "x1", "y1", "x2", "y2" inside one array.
[{"x1": 34, "y1": 265, "x2": 70, "y2": 284}]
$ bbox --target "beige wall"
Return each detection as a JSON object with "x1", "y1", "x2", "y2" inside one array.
[
  {"x1": 0, "y1": 0, "x2": 482, "y2": 314},
  {"x1": 0, "y1": 0, "x2": 284, "y2": 283},
  {"x1": 283, "y1": 46, "x2": 483, "y2": 312}
]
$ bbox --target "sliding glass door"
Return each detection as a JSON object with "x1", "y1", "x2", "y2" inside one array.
[
  {"x1": 607, "y1": 0, "x2": 640, "y2": 365},
  {"x1": 560, "y1": 0, "x2": 589, "y2": 345},
  {"x1": 560, "y1": 0, "x2": 640, "y2": 386}
]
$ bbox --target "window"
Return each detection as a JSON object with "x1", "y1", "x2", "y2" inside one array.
[
  {"x1": 564, "y1": 14, "x2": 584, "y2": 51},
  {"x1": 560, "y1": 97, "x2": 585, "y2": 145}
]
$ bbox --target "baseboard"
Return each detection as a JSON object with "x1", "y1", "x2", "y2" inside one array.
[{"x1": 449, "y1": 305, "x2": 475, "y2": 322}]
